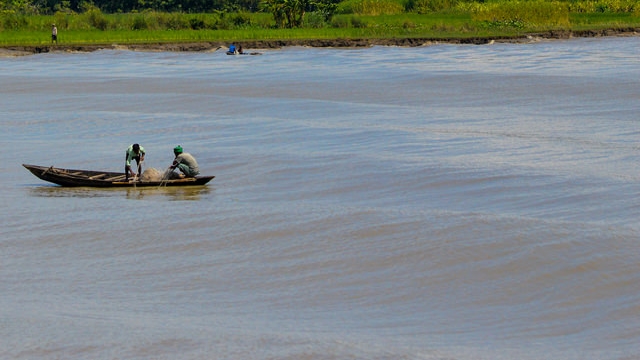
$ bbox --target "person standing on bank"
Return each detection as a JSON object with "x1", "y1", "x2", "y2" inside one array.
[
  {"x1": 125, "y1": 143, "x2": 145, "y2": 181},
  {"x1": 169, "y1": 145, "x2": 199, "y2": 178},
  {"x1": 51, "y1": 24, "x2": 57, "y2": 44}
]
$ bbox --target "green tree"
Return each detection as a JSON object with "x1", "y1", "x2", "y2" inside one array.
[
  {"x1": 315, "y1": 0, "x2": 337, "y2": 21},
  {"x1": 2, "y1": 0, "x2": 41, "y2": 13},
  {"x1": 260, "y1": 0, "x2": 287, "y2": 27},
  {"x1": 285, "y1": 0, "x2": 307, "y2": 27},
  {"x1": 261, "y1": 0, "x2": 335, "y2": 27}
]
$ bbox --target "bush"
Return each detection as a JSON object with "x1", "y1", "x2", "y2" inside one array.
[
  {"x1": 53, "y1": 11, "x2": 70, "y2": 29},
  {"x1": 330, "y1": 15, "x2": 349, "y2": 27},
  {"x1": 83, "y1": 7, "x2": 109, "y2": 30},
  {"x1": 132, "y1": 15, "x2": 148, "y2": 29},
  {"x1": 231, "y1": 12, "x2": 252, "y2": 26},
  {"x1": 331, "y1": 14, "x2": 368, "y2": 27},
  {"x1": 568, "y1": 0, "x2": 637, "y2": 13},
  {"x1": 1, "y1": 13, "x2": 28, "y2": 30},
  {"x1": 160, "y1": 12, "x2": 190, "y2": 30},
  {"x1": 337, "y1": 0, "x2": 404, "y2": 15},
  {"x1": 408, "y1": 0, "x2": 459, "y2": 14},
  {"x1": 471, "y1": 0, "x2": 569, "y2": 27},
  {"x1": 305, "y1": 12, "x2": 328, "y2": 28},
  {"x1": 189, "y1": 17, "x2": 205, "y2": 29},
  {"x1": 351, "y1": 15, "x2": 367, "y2": 27},
  {"x1": 214, "y1": 15, "x2": 233, "y2": 29}
]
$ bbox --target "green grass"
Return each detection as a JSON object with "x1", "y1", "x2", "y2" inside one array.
[
  {"x1": 0, "y1": 27, "x2": 519, "y2": 46},
  {"x1": 569, "y1": 12, "x2": 640, "y2": 29},
  {"x1": 1, "y1": 12, "x2": 639, "y2": 46}
]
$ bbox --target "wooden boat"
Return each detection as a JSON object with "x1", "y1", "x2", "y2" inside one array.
[{"x1": 23, "y1": 164, "x2": 214, "y2": 188}]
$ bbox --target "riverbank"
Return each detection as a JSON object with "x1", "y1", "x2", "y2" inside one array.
[{"x1": 1, "y1": 27, "x2": 638, "y2": 56}]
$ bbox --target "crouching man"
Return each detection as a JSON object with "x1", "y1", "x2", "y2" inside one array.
[{"x1": 168, "y1": 145, "x2": 199, "y2": 178}]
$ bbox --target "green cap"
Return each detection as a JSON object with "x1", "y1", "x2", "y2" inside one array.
[{"x1": 174, "y1": 145, "x2": 183, "y2": 153}]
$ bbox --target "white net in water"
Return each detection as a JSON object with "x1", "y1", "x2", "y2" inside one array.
[
  {"x1": 140, "y1": 168, "x2": 162, "y2": 181},
  {"x1": 139, "y1": 167, "x2": 179, "y2": 181}
]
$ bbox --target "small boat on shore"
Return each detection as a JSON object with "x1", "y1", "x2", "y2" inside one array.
[
  {"x1": 226, "y1": 51, "x2": 262, "y2": 56},
  {"x1": 23, "y1": 164, "x2": 214, "y2": 188}
]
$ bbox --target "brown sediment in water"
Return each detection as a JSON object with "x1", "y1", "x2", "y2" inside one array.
[{"x1": 1, "y1": 28, "x2": 638, "y2": 56}]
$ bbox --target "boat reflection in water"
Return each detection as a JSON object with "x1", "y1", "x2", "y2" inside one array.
[
  {"x1": 125, "y1": 185, "x2": 211, "y2": 201},
  {"x1": 28, "y1": 184, "x2": 212, "y2": 201}
]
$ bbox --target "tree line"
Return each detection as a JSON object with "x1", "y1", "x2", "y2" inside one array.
[
  {"x1": 2, "y1": 0, "x2": 638, "y2": 30},
  {"x1": 1, "y1": 0, "x2": 259, "y2": 13},
  {"x1": 0, "y1": 0, "x2": 339, "y2": 18},
  {"x1": 2, "y1": 0, "x2": 344, "y2": 28}
]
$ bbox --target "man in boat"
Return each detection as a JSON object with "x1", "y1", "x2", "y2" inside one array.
[
  {"x1": 168, "y1": 145, "x2": 199, "y2": 178},
  {"x1": 125, "y1": 143, "x2": 145, "y2": 181}
]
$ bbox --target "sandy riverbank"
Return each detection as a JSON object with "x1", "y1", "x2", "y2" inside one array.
[{"x1": 1, "y1": 28, "x2": 638, "y2": 56}]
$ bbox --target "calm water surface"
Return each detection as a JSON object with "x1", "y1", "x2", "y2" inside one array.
[{"x1": 1, "y1": 37, "x2": 639, "y2": 360}]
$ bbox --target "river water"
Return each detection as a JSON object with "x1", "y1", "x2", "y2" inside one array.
[{"x1": 1, "y1": 37, "x2": 639, "y2": 360}]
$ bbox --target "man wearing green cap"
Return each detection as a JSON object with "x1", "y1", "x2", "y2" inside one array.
[{"x1": 169, "y1": 145, "x2": 199, "y2": 178}]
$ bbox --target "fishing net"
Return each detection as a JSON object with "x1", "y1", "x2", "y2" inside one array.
[
  {"x1": 140, "y1": 167, "x2": 179, "y2": 181},
  {"x1": 140, "y1": 168, "x2": 162, "y2": 181}
]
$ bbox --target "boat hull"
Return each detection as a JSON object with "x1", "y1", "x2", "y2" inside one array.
[{"x1": 23, "y1": 164, "x2": 214, "y2": 187}]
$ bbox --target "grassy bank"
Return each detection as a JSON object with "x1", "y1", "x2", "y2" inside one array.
[{"x1": 1, "y1": 10, "x2": 639, "y2": 47}]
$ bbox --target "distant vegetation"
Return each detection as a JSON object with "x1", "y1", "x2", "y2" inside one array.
[{"x1": 1, "y1": 0, "x2": 640, "y2": 45}]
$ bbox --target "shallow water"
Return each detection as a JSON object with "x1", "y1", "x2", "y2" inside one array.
[{"x1": 1, "y1": 37, "x2": 639, "y2": 360}]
